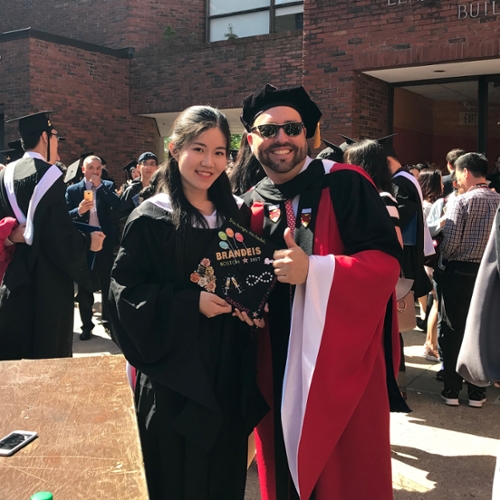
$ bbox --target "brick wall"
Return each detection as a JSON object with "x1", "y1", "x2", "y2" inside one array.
[
  {"x1": 2, "y1": 37, "x2": 156, "y2": 181},
  {"x1": 0, "y1": 0, "x2": 206, "y2": 51},
  {"x1": 2, "y1": 0, "x2": 499, "y2": 159},
  {"x1": 130, "y1": 31, "x2": 304, "y2": 114},
  {"x1": 0, "y1": 38, "x2": 32, "y2": 128},
  {"x1": 352, "y1": 73, "x2": 390, "y2": 140},
  {"x1": 303, "y1": 0, "x2": 500, "y2": 146},
  {"x1": 0, "y1": 0, "x2": 131, "y2": 49},
  {"x1": 127, "y1": 0, "x2": 206, "y2": 50}
]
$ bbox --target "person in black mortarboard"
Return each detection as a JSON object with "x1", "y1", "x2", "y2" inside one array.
[
  {"x1": 118, "y1": 151, "x2": 159, "y2": 221},
  {"x1": 123, "y1": 159, "x2": 140, "y2": 182},
  {"x1": 0, "y1": 149, "x2": 15, "y2": 168},
  {"x1": 64, "y1": 151, "x2": 94, "y2": 185},
  {"x1": 381, "y1": 132, "x2": 433, "y2": 397},
  {"x1": 315, "y1": 138, "x2": 345, "y2": 163},
  {"x1": 0, "y1": 111, "x2": 105, "y2": 360},
  {"x1": 0, "y1": 140, "x2": 25, "y2": 166},
  {"x1": 241, "y1": 84, "x2": 405, "y2": 500}
]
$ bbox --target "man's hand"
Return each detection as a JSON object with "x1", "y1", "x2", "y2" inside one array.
[
  {"x1": 78, "y1": 199, "x2": 93, "y2": 215},
  {"x1": 199, "y1": 291, "x2": 232, "y2": 318},
  {"x1": 90, "y1": 174, "x2": 102, "y2": 188},
  {"x1": 89, "y1": 231, "x2": 105, "y2": 252},
  {"x1": 273, "y1": 228, "x2": 309, "y2": 284},
  {"x1": 9, "y1": 223, "x2": 26, "y2": 244}
]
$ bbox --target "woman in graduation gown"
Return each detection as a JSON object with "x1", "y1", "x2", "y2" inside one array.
[{"x1": 108, "y1": 106, "x2": 267, "y2": 500}]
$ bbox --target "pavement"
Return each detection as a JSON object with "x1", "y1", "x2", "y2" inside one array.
[{"x1": 74, "y1": 295, "x2": 500, "y2": 499}]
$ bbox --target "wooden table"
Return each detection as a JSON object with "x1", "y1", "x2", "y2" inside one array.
[{"x1": 0, "y1": 355, "x2": 148, "y2": 499}]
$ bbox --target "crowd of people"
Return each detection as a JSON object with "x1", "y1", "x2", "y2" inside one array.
[{"x1": 0, "y1": 86, "x2": 499, "y2": 499}]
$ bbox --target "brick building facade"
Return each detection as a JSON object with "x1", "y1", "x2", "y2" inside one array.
[{"x1": 1, "y1": 0, "x2": 499, "y2": 177}]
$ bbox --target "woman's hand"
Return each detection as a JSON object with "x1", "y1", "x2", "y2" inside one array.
[{"x1": 199, "y1": 291, "x2": 232, "y2": 318}]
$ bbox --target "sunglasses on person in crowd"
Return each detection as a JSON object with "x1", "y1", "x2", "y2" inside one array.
[{"x1": 250, "y1": 122, "x2": 305, "y2": 139}]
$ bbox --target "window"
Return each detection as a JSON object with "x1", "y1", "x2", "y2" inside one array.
[{"x1": 208, "y1": 0, "x2": 304, "y2": 43}]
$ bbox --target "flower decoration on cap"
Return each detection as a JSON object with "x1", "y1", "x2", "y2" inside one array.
[{"x1": 191, "y1": 259, "x2": 217, "y2": 293}]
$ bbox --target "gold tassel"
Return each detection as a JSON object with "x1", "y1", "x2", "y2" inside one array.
[{"x1": 313, "y1": 121, "x2": 321, "y2": 149}]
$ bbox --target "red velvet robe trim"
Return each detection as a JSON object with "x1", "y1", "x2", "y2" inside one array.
[
  {"x1": 254, "y1": 163, "x2": 400, "y2": 499},
  {"x1": 296, "y1": 188, "x2": 399, "y2": 499}
]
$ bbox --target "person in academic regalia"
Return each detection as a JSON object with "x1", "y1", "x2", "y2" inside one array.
[
  {"x1": 119, "y1": 159, "x2": 140, "y2": 192},
  {"x1": 380, "y1": 136, "x2": 434, "y2": 396},
  {"x1": 118, "y1": 151, "x2": 159, "y2": 221},
  {"x1": 108, "y1": 106, "x2": 268, "y2": 500},
  {"x1": 0, "y1": 111, "x2": 105, "y2": 360},
  {"x1": 0, "y1": 140, "x2": 25, "y2": 166},
  {"x1": 241, "y1": 84, "x2": 404, "y2": 500}
]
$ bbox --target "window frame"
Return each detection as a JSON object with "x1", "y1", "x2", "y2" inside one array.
[{"x1": 206, "y1": 0, "x2": 304, "y2": 43}]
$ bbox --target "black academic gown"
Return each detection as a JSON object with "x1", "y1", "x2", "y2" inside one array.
[
  {"x1": 108, "y1": 200, "x2": 268, "y2": 500},
  {"x1": 244, "y1": 159, "x2": 405, "y2": 500},
  {"x1": 392, "y1": 173, "x2": 432, "y2": 298},
  {"x1": 0, "y1": 156, "x2": 92, "y2": 360},
  {"x1": 117, "y1": 178, "x2": 143, "y2": 222}
]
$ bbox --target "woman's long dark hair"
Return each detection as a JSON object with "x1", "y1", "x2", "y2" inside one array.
[
  {"x1": 418, "y1": 169, "x2": 443, "y2": 203},
  {"x1": 344, "y1": 139, "x2": 394, "y2": 194},
  {"x1": 157, "y1": 105, "x2": 240, "y2": 229},
  {"x1": 229, "y1": 133, "x2": 265, "y2": 195}
]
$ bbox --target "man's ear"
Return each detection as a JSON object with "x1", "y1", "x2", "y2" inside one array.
[
  {"x1": 246, "y1": 132, "x2": 254, "y2": 147},
  {"x1": 41, "y1": 131, "x2": 49, "y2": 144}
]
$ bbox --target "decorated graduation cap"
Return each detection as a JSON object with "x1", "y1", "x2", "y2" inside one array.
[
  {"x1": 240, "y1": 84, "x2": 322, "y2": 147},
  {"x1": 316, "y1": 138, "x2": 345, "y2": 163}
]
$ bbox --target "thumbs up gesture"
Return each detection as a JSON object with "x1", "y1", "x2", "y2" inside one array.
[{"x1": 273, "y1": 227, "x2": 309, "y2": 285}]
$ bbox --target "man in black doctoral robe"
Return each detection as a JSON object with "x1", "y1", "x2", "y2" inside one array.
[
  {"x1": 241, "y1": 84, "x2": 405, "y2": 500},
  {"x1": 0, "y1": 111, "x2": 105, "y2": 360}
]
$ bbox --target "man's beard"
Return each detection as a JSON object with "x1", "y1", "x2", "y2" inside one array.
[{"x1": 255, "y1": 141, "x2": 308, "y2": 174}]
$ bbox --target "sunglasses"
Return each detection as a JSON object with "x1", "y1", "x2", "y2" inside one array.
[{"x1": 251, "y1": 122, "x2": 305, "y2": 139}]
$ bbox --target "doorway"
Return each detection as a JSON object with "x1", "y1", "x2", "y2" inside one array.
[{"x1": 392, "y1": 76, "x2": 500, "y2": 171}]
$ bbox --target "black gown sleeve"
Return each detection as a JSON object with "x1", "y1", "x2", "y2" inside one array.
[
  {"x1": 109, "y1": 214, "x2": 201, "y2": 364},
  {"x1": 327, "y1": 169, "x2": 403, "y2": 263},
  {"x1": 393, "y1": 177, "x2": 418, "y2": 228},
  {"x1": 108, "y1": 212, "x2": 229, "y2": 418},
  {"x1": 38, "y1": 178, "x2": 93, "y2": 290}
]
